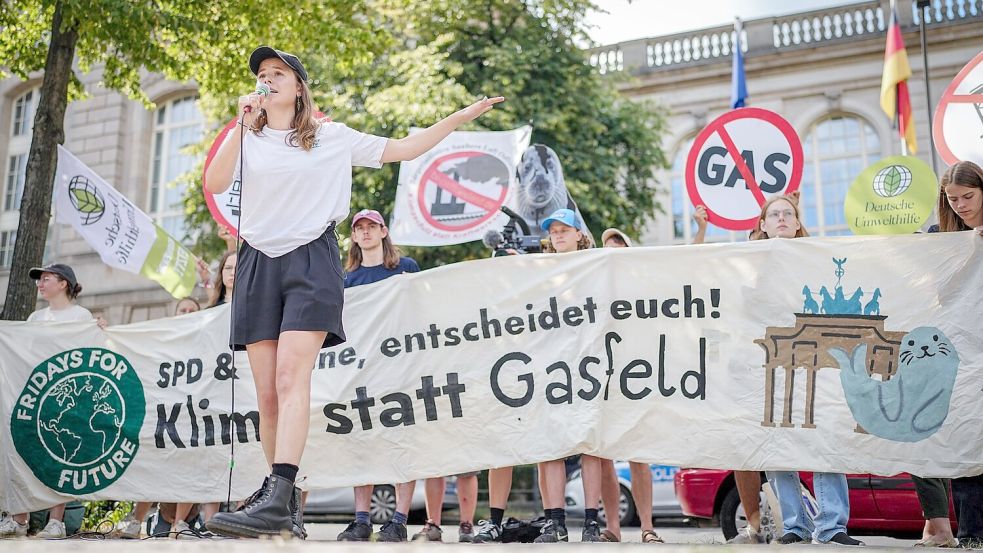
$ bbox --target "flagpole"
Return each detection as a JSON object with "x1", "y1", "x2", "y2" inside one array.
[{"x1": 916, "y1": 0, "x2": 938, "y2": 173}]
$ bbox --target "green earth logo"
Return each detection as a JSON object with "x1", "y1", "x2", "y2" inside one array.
[
  {"x1": 68, "y1": 175, "x2": 105, "y2": 225},
  {"x1": 10, "y1": 348, "x2": 144, "y2": 494},
  {"x1": 872, "y1": 165, "x2": 912, "y2": 198}
]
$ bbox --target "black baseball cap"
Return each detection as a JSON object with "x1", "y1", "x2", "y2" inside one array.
[
  {"x1": 249, "y1": 46, "x2": 308, "y2": 82},
  {"x1": 29, "y1": 263, "x2": 78, "y2": 288}
]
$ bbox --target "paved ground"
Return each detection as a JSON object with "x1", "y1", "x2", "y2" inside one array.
[{"x1": 1, "y1": 521, "x2": 926, "y2": 550}]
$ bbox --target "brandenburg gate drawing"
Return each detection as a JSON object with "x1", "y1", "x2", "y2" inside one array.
[
  {"x1": 755, "y1": 313, "x2": 906, "y2": 429},
  {"x1": 756, "y1": 258, "x2": 909, "y2": 430}
]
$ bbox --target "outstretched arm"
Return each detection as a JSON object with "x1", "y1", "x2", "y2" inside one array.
[{"x1": 380, "y1": 97, "x2": 505, "y2": 163}]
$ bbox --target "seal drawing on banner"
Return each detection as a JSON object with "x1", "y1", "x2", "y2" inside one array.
[
  {"x1": 10, "y1": 348, "x2": 145, "y2": 494},
  {"x1": 830, "y1": 328, "x2": 959, "y2": 443},
  {"x1": 754, "y1": 259, "x2": 959, "y2": 441}
]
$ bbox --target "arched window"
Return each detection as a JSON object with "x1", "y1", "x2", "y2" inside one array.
[
  {"x1": 2, "y1": 87, "x2": 38, "y2": 268},
  {"x1": 670, "y1": 136, "x2": 744, "y2": 244},
  {"x1": 800, "y1": 115, "x2": 881, "y2": 236},
  {"x1": 5, "y1": 88, "x2": 37, "y2": 214},
  {"x1": 148, "y1": 95, "x2": 203, "y2": 241}
]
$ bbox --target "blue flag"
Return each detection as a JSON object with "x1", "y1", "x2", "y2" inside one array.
[{"x1": 730, "y1": 18, "x2": 748, "y2": 109}]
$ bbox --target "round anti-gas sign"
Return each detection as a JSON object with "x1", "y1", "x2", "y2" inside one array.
[{"x1": 10, "y1": 348, "x2": 145, "y2": 493}]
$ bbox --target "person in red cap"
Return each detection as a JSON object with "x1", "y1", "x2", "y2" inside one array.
[
  {"x1": 204, "y1": 45, "x2": 503, "y2": 539},
  {"x1": 343, "y1": 209, "x2": 419, "y2": 287}
]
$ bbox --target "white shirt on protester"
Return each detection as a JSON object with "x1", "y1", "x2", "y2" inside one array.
[
  {"x1": 27, "y1": 304, "x2": 94, "y2": 322},
  {"x1": 232, "y1": 122, "x2": 388, "y2": 258}
]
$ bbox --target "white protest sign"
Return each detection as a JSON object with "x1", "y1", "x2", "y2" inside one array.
[
  {"x1": 685, "y1": 108, "x2": 803, "y2": 230},
  {"x1": 933, "y1": 50, "x2": 983, "y2": 167},
  {"x1": 390, "y1": 126, "x2": 532, "y2": 246}
]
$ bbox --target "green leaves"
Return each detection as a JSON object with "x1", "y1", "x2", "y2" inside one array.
[
  {"x1": 71, "y1": 187, "x2": 103, "y2": 213},
  {"x1": 884, "y1": 166, "x2": 902, "y2": 196}
]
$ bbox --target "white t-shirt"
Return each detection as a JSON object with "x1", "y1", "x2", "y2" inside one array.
[
  {"x1": 27, "y1": 304, "x2": 94, "y2": 322},
  {"x1": 234, "y1": 122, "x2": 388, "y2": 258}
]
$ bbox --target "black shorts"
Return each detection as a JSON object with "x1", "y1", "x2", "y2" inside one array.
[{"x1": 231, "y1": 225, "x2": 346, "y2": 350}]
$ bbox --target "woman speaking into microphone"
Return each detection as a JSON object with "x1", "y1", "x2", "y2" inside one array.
[{"x1": 204, "y1": 45, "x2": 503, "y2": 539}]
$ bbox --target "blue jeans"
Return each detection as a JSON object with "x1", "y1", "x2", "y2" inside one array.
[{"x1": 766, "y1": 471, "x2": 849, "y2": 542}]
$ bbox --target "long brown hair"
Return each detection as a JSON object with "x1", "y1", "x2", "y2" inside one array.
[
  {"x1": 346, "y1": 229, "x2": 403, "y2": 272},
  {"x1": 209, "y1": 251, "x2": 236, "y2": 307},
  {"x1": 252, "y1": 76, "x2": 319, "y2": 151},
  {"x1": 937, "y1": 161, "x2": 983, "y2": 232},
  {"x1": 750, "y1": 195, "x2": 810, "y2": 240}
]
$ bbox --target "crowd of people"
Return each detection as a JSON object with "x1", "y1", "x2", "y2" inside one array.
[{"x1": 1, "y1": 42, "x2": 980, "y2": 545}]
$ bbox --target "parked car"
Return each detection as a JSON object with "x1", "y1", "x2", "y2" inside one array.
[
  {"x1": 305, "y1": 478, "x2": 459, "y2": 524},
  {"x1": 674, "y1": 469, "x2": 956, "y2": 541},
  {"x1": 565, "y1": 463, "x2": 683, "y2": 526}
]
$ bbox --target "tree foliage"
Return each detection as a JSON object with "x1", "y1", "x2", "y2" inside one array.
[
  {"x1": 0, "y1": 0, "x2": 382, "y2": 319},
  {"x1": 186, "y1": 0, "x2": 669, "y2": 267}
]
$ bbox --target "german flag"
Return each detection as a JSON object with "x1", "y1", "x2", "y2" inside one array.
[{"x1": 879, "y1": 6, "x2": 917, "y2": 153}]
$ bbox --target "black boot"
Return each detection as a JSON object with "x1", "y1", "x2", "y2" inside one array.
[
  {"x1": 207, "y1": 475, "x2": 293, "y2": 538},
  {"x1": 290, "y1": 486, "x2": 307, "y2": 540}
]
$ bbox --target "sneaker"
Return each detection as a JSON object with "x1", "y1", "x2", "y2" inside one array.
[
  {"x1": 729, "y1": 526, "x2": 766, "y2": 544},
  {"x1": 36, "y1": 519, "x2": 66, "y2": 539},
  {"x1": 534, "y1": 519, "x2": 569, "y2": 543},
  {"x1": 412, "y1": 520, "x2": 443, "y2": 542},
  {"x1": 116, "y1": 516, "x2": 142, "y2": 539},
  {"x1": 472, "y1": 520, "x2": 503, "y2": 543},
  {"x1": 775, "y1": 532, "x2": 807, "y2": 545},
  {"x1": 959, "y1": 538, "x2": 983, "y2": 550},
  {"x1": 459, "y1": 521, "x2": 475, "y2": 543},
  {"x1": 581, "y1": 520, "x2": 601, "y2": 542},
  {"x1": 0, "y1": 514, "x2": 28, "y2": 538},
  {"x1": 171, "y1": 520, "x2": 193, "y2": 539},
  {"x1": 374, "y1": 520, "x2": 407, "y2": 542},
  {"x1": 819, "y1": 532, "x2": 864, "y2": 546},
  {"x1": 337, "y1": 521, "x2": 373, "y2": 541}
]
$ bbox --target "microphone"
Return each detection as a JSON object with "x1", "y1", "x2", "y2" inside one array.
[
  {"x1": 482, "y1": 229, "x2": 504, "y2": 249},
  {"x1": 244, "y1": 81, "x2": 271, "y2": 113}
]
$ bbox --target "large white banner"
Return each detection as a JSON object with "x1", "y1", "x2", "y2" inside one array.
[
  {"x1": 389, "y1": 126, "x2": 532, "y2": 246},
  {"x1": 54, "y1": 146, "x2": 198, "y2": 298},
  {"x1": 2, "y1": 233, "x2": 981, "y2": 513}
]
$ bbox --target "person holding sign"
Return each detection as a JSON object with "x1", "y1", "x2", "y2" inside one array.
[
  {"x1": 336, "y1": 209, "x2": 418, "y2": 543},
  {"x1": 203, "y1": 46, "x2": 503, "y2": 539},
  {"x1": 748, "y1": 196, "x2": 862, "y2": 546},
  {"x1": 920, "y1": 161, "x2": 983, "y2": 549},
  {"x1": 534, "y1": 208, "x2": 603, "y2": 543},
  {"x1": 600, "y1": 230, "x2": 666, "y2": 544}
]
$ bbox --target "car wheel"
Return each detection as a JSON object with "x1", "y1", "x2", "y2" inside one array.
[
  {"x1": 370, "y1": 485, "x2": 397, "y2": 525},
  {"x1": 599, "y1": 485, "x2": 637, "y2": 527},
  {"x1": 720, "y1": 486, "x2": 743, "y2": 541}
]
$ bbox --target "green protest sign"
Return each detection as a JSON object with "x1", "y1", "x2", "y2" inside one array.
[{"x1": 845, "y1": 155, "x2": 938, "y2": 235}]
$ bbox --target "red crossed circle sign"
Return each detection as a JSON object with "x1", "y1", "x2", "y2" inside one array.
[
  {"x1": 685, "y1": 108, "x2": 803, "y2": 231},
  {"x1": 933, "y1": 50, "x2": 983, "y2": 167},
  {"x1": 202, "y1": 113, "x2": 328, "y2": 237},
  {"x1": 417, "y1": 151, "x2": 510, "y2": 232}
]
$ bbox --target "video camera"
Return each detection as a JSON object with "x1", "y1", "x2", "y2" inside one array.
[{"x1": 483, "y1": 206, "x2": 544, "y2": 256}]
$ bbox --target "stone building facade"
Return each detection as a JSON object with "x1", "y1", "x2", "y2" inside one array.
[{"x1": 0, "y1": 0, "x2": 981, "y2": 321}]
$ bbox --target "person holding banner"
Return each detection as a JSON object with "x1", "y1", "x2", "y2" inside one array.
[
  {"x1": 202, "y1": 46, "x2": 501, "y2": 536},
  {"x1": 335, "y1": 208, "x2": 418, "y2": 543},
  {"x1": 599, "y1": 230, "x2": 665, "y2": 544},
  {"x1": 0, "y1": 264, "x2": 105, "y2": 539},
  {"x1": 747, "y1": 196, "x2": 862, "y2": 546},
  {"x1": 533, "y1": 208, "x2": 606, "y2": 543},
  {"x1": 920, "y1": 160, "x2": 983, "y2": 548}
]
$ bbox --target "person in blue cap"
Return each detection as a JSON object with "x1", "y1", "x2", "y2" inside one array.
[
  {"x1": 534, "y1": 208, "x2": 607, "y2": 544},
  {"x1": 541, "y1": 208, "x2": 591, "y2": 254}
]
